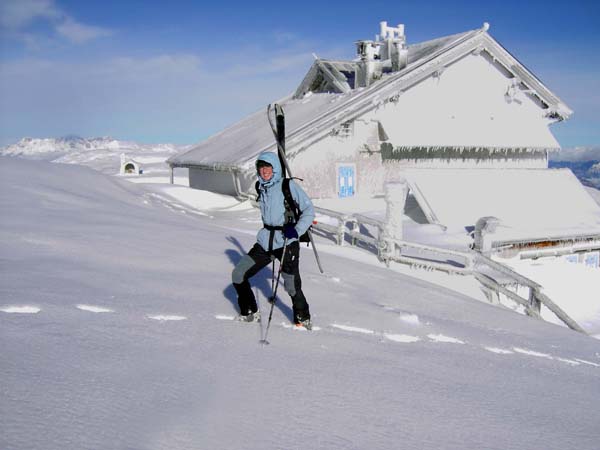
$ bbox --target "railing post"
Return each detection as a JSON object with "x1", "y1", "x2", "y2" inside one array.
[
  {"x1": 382, "y1": 180, "x2": 409, "y2": 261},
  {"x1": 337, "y1": 217, "x2": 345, "y2": 246},
  {"x1": 473, "y1": 216, "x2": 500, "y2": 255},
  {"x1": 351, "y1": 219, "x2": 359, "y2": 246},
  {"x1": 529, "y1": 288, "x2": 542, "y2": 315}
]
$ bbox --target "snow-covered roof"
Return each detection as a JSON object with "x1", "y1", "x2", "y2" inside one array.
[
  {"x1": 404, "y1": 168, "x2": 600, "y2": 243},
  {"x1": 168, "y1": 24, "x2": 572, "y2": 171}
]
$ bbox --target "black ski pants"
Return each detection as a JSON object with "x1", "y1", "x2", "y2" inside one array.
[{"x1": 232, "y1": 241, "x2": 310, "y2": 323}]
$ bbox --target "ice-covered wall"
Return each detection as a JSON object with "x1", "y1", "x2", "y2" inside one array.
[
  {"x1": 370, "y1": 52, "x2": 559, "y2": 151},
  {"x1": 291, "y1": 119, "x2": 386, "y2": 198},
  {"x1": 190, "y1": 167, "x2": 239, "y2": 196}
]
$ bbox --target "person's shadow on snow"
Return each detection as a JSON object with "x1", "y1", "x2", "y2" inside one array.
[{"x1": 223, "y1": 236, "x2": 294, "y2": 322}]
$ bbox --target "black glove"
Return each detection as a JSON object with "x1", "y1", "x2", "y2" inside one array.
[{"x1": 283, "y1": 224, "x2": 299, "y2": 239}]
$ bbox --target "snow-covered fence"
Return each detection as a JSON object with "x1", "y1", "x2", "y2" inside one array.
[
  {"x1": 312, "y1": 207, "x2": 472, "y2": 273},
  {"x1": 473, "y1": 253, "x2": 587, "y2": 334},
  {"x1": 311, "y1": 206, "x2": 587, "y2": 334}
]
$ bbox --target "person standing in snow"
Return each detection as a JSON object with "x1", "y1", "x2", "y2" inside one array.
[{"x1": 231, "y1": 151, "x2": 314, "y2": 329}]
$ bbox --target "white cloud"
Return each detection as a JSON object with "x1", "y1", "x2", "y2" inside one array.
[
  {"x1": 0, "y1": 52, "x2": 299, "y2": 142},
  {"x1": 550, "y1": 147, "x2": 600, "y2": 162},
  {"x1": 0, "y1": 32, "x2": 341, "y2": 143},
  {"x1": 0, "y1": 0, "x2": 112, "y2": 45},
  {"x1": 226, "y1": 51, "x2": 313, "y2": 77},
  {"x1": 0, "y1": 0, "x2": 59, "y2": 30},
  {"x1": 55, "y1": 17, "x2": 112, "y2": 44}
]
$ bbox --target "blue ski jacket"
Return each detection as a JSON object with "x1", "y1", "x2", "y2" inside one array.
[{"x1": 255, "y1": 151, "x2": 315, "y2": 252}]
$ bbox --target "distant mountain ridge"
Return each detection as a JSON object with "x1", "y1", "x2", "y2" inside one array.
[
  {"x1": 549, "y1": 146, "x2": 600, "y2": 190},
  {"x1": 549, "y1": 146, "x2": 600, "y2": 163},
  {"x1": 0, "y1": 136, "x2": 192, "y2": 176},
  {"x1": 1, "y1": 136, "x2": 188, "y2": 158}
]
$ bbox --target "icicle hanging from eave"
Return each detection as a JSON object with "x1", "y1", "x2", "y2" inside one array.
[{"x1": 380, "y1": 145, "x2": 554, "y2": 162}]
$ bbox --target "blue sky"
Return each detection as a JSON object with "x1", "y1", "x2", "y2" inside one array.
[{"x1": 1, "y1": 0, "x2": 598, "y2": 147}]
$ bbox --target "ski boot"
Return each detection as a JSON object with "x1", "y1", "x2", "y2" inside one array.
[
  {"x1": 295, "y1": 318, "x2": 312, "y2": 330},
  {"x1": 237, "y1": 311, "x2": 261, "y2": 323}
]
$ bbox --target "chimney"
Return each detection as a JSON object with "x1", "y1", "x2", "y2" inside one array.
[
  {"x1": 355, "y1": 21, "x2": 407, "y2": 87},
  {"x1": 379, "y1": 21, "x2": 408, "y2": 72},
  {"x1": 355, "y1": 40, "x2": 378, "y2": 88}
]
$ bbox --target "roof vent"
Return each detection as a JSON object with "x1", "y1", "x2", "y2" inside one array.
[
  {"x1": 356, "y1": 21, "x2": 408, "y2": 86},
  {"x1": 379, "y1": 22, "x2": 408, "y2": 72}
]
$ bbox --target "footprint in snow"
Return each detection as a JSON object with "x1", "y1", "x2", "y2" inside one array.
[
  {"x1": 148, "y1": 315, "x2": 187, "y2": 322},
  {"x1": 484, "y1": 346, "x2": 514, "y2": 355},
  {"x1": 384, "y1": 333, "x2": 420, "y2": 343},
  {"x1": 485, "y1": 346, "x2": 590, "y2": 367},
  {"x1": 215, "y1": 314, "x2": 236, "y2": 321},
  {"x1": 76, "y1": 304, "x2": 114, "y2": 313},
  {"x1": 427, "y1": 334, "x2": 465, "y2": 344},
  {"x1": 280, "y1": 322, "x2": 322, "y2": 331},
  {"x1": 575, "y1": 359, "x2": 600, "y2": 367},
  {"x1": 331, "y1": 323, "x2": 375, "y2": 335},
  {"x1": 399, "y1": 313, "x2": 421, "y2": 326},
  {"x1": 0, "y1": 305, "x2": 41, "y2": 314},
  {"x1": 512, "y1": 347, "x2": 553, "y2": 360}
]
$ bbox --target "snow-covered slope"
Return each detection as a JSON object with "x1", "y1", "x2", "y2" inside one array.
[
  {"x1": 586, "y1": 186, "x2": 600, "y2": 206},
  {"x1": 1, "y1": 157, "x2": 599, "y2": 450}
]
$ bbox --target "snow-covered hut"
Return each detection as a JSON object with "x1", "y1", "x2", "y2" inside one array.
[
  {"x1": 168, "y1": 21, "x2": 571, "y2": 199},
  {"x1": 119, "y1": 153, "x2": 142, "y2": 175}
]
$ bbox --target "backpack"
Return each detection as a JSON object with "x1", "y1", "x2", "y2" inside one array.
[{"x1": 255, "y1": 178, "x2": 312, "y2": 243}]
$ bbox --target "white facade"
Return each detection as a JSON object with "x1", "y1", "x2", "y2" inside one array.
[{"x1": 374, "y1": 53, "x2": 559, "y2": 150}]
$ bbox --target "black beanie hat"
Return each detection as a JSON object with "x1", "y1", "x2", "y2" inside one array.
[{"x1": 256, "y1": 160, "x2": 272, "y2": 170}]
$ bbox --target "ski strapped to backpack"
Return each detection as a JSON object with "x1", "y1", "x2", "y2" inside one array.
[
  {"x1": 266, "y1": 103, "x2": 324, "y2": 274},
  {"x1": 255, "y1": 178, "x2": 312, "y2": 245}
]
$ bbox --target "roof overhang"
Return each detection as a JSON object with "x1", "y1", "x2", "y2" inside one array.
[{"x1": 402, "y1": 168, "x2": 600, "y2": 246}]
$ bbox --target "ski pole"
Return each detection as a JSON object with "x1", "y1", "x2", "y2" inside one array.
[
  {"x1": 270, "y1": 258, "x2": 275, "y2": 294},
  {"x1": 260, "y1": 238, "x2": 289, "y2": 345},
  {"x1": 306, "y1": 230, "x2": 324, "y2": 273}
]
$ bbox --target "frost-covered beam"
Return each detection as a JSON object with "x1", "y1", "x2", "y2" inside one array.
[
  {"x1": 316, "y1": 60, "x2": 352, "y2": 94},
  {"x1": 293, "y1": 62, "x2": 320, "y2": 99}
]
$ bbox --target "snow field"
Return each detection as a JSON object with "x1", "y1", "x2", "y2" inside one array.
[{"x1": 3, "y1": 157, "x2": 600, "y2": 450}]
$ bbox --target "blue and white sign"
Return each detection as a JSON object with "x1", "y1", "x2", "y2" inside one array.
[
  {"x1": 584, "y1": 251, "x2": 599, "y2": 269},
  {"x1": 337, "y1": 165, "x2": 355, "y2": 198}
]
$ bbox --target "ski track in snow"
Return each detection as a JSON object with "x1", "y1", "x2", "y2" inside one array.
[
  {"x1": 76, "y1": 304, "x2": 114, "y2": 313},
  {"x1": 0, "y1": 305, "x2": 41, "y2": 314}
]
